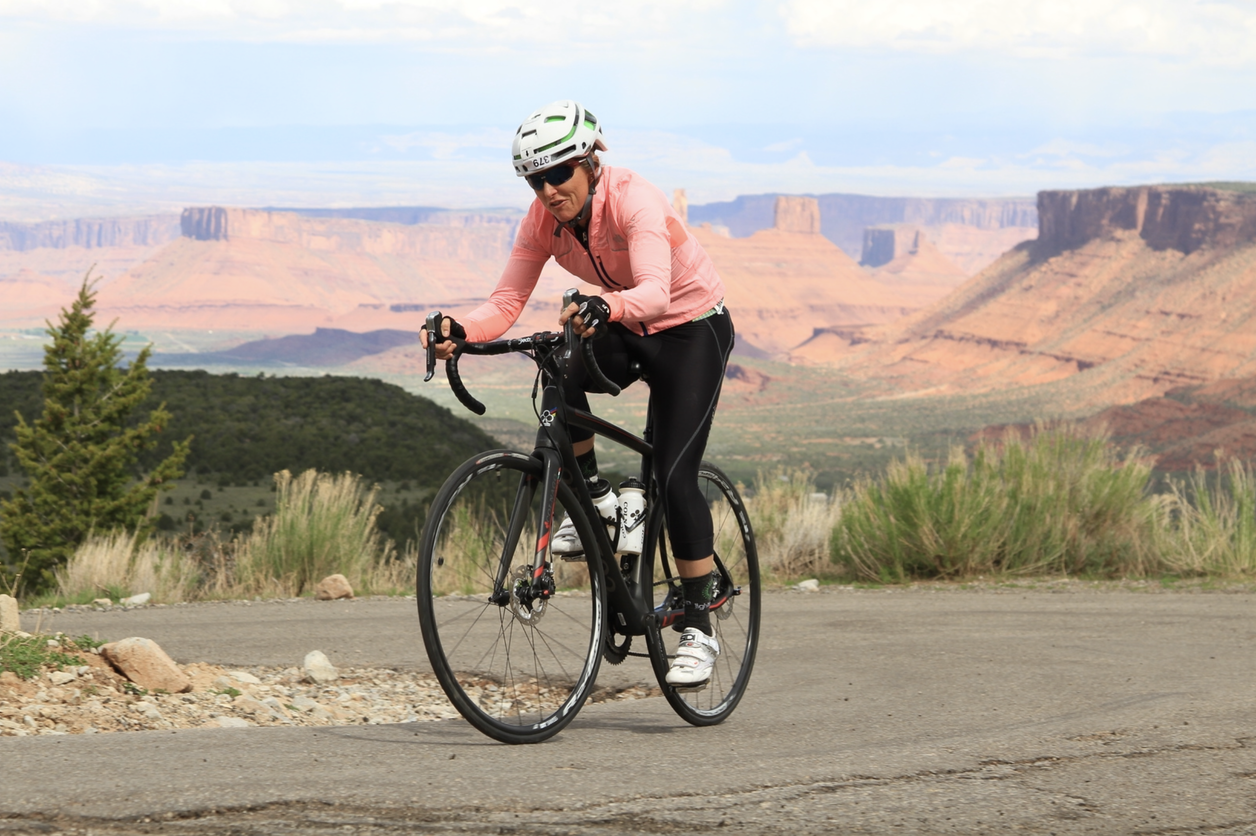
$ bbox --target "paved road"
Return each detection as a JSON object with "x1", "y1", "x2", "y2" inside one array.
[{"x1": 1, "y1": 588, "x2": 1253, "y2": 835}]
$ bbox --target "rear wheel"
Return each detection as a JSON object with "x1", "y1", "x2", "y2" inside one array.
[
  {"x1": 417, "y1": 451, "x2": 606, "y2": 744},
  {"x1": 646, "y1": 462, "x2": 760, "y2": 725}
]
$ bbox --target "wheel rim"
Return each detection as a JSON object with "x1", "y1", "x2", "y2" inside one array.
[
  {"x1": 421, "y1": 457, "x2": 603, "y2": 736},
  {"x1": 656, "y1": 466, "x2": 759, "y2": 718}
]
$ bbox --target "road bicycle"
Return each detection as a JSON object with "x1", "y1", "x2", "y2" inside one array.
[{"x1": 416, "y1": 291, "x2": 761, "y2": 744}]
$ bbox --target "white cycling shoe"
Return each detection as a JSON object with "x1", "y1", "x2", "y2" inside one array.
[
  {"x1": 551, "y1": 515, "x2": 584, "y2": 559},
  {"x1": 665, "y1": 627, "x2": 719, "y2": 689}
]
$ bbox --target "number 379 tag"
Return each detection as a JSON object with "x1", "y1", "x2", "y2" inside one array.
[{"x1": 531, "y1": 155, "x2": 551, "y2": 169}]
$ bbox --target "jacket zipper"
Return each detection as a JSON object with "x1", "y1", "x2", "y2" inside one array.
[
  {"x1": 592, "y1": 254, "x2": 623, "y2": 289},
  {"x1": 572, "y1": 224, "x2": 623, "y2": 290}
]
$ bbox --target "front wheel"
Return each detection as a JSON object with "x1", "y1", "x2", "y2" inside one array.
[
  {"x1": 646, "y1": 462, "x2": 761, "y2": 725},
  {"x1": 416, "y1": 450, "x2": 606, "y2": 744}
]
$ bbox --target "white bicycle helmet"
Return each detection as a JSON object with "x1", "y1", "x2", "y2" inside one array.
[{"x1": 512, "y1": 100, "x2": 608, "y2": 177}]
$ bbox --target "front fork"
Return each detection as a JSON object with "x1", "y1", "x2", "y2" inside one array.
[{"x1": 488, "y1": 450, "x2": 561, "y2": 612}]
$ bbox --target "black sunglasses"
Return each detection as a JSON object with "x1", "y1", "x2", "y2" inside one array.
[{"x1": 525, "y1": 162, "x2": 579, "y2": 191}]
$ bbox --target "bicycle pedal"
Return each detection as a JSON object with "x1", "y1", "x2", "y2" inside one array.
[
  {"x1": 672, "y1": 680, "x2": 710, "y2": 693},
  {"x1": 558, "y1": 553, "x2": 587, "y2": 562}
]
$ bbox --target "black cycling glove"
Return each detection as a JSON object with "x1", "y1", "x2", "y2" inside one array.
[
  {"x1": 572, "y1": 293, "x2": 612, "y2": 339},
  {"x1": 423, "y1": 315, "x2": 466, "y2": 345}
]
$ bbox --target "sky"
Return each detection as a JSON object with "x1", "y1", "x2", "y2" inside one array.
[{"x1": 1, "y1": 0, "x2": 1255, "y2": 217}]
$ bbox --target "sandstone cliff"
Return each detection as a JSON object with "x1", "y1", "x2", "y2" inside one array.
[
  {"x1": 0, "y1": 214, "x2": 185, "y2": 327},
  {"x1": 859, "y1": 226, "x2": 968, "y2": 305},
  {"x1": 774, "y1": 196, "x2": 821, "y2": 234},
  {"x1": 689, "y1": 192, "x2": 1038, "y2": 274},
  {"x1": 87, "y1": 207, "x2": 519, "y2": 331},
  {"x1": 179, "y1": 207, "x2": 514, "y2": 261},
  {"x1": 0, "y1": 215, "x2": 181, "y2": 251},
  {"x1": 262, "y1": 206, "x2": 522, "y2": 228},
  {"x1": 796, "y1": 184, "x2": 1256, "y2": 411},
  {"x1": 861, "y1": 225, "x2": 928, "y2": 267},
  {"x1": 687, "y1": 196, "x2": 915, "y2": 356},
  {"x1": 1037, "y1": 186, "x2": 1256, "y2": 255},
  {"x1": 672, "y1": 189, "x2": 688, "y2": 225}
]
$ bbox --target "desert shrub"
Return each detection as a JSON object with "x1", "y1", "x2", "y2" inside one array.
[
  {"x1": 1160, "y1": 460, "x2": 1256, "y2": 576},
  {"x1": 232, "y1": 469, "x2": 393, "y2": 597},
  {"x1": 832, "y1": 425, "x2": 1160, "y2": 581},
  {"x1": 746, "y1": 468, "x2": 840, "y2": 580},
  {"x1": 56, "y1": 530, "x2": 200, "y2": 604}
]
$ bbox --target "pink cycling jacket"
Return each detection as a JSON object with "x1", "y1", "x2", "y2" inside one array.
[{"x1": 462, "y1": 166, "x2": 726, "y2": 341}]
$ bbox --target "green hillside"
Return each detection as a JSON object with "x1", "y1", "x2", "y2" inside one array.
[
  {"x1": 0, "y1": 371, "x2": 500, "y2": 550},
  {"x1": 0, "y1": 370, "x2": 497, "y2": 484}
]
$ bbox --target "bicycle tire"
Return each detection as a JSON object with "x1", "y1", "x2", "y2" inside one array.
[
  {"x1": 645, "y1": 462, "x2": 761, "y2": 725},
  {"x1": 417, "y1": 450, "x2": 607, "y2": 744}
]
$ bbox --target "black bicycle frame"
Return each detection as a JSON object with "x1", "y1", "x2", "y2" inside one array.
[
  {"x1": 520, "y1": 373, "x2": 662, "y2": 637},
  {"x1": 424, "y1": 306, "x2": 735, "y2": 640}
]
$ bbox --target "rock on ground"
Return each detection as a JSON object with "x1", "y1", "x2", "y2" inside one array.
[
  {"x1": 0, "y1": 595, "x2": 19, "y2": 633},
  {"x1": 315, "y1": 574, "x2": 354, "y2": 600},
  {"x1": 0, "y1": 658, "x2": 655, "y2": 737},
  {"x1": 100, "y1": 637, "x2": 192, "y2": 693},
  {"x1": 303, "y1": 650, "x2": 338, "y2": 684}
]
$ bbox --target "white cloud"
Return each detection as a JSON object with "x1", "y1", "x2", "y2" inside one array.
[
  {"x1": 763, "y1": 137, "x2": 805, "y2": 153},
  {"x1": 373, "y1": 128, "x2": 515, "y2": 158},
  {"x1": 1028, "y1": 139, "x2": 1133, "y2": 158},
  {"x1": 0, "y1": 0, "x2": 730, "y2": 47},
  {"x1": 780, "y1": 0, "x2": 1256, "y2": 65}
]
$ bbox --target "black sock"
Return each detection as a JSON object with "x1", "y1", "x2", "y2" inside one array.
[
  {"x1": 576, "y1": 447, "x2": 599, "y2": 483},
  {"x1": 679, "y1": 573, "x2": 714, "y2": 635}
]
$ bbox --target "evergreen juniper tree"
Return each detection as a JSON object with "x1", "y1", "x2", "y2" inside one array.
[{"x1": 0, "y1": 278, "x2": 190, "y2": 595}]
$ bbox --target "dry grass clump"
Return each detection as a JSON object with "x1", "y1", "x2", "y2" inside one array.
[
  {"x1": 745, "y1": 468, "x2": 840, "y2": 581},
  {"x1": 56, "y1": 530, "x2": 201, "y2": 604},
  {"x1": 232, "y1": 469, "x2": 394, "y2": 598},
  {"x1": 53, "y1": 470, "x2": 414, "y2": 604},
  {"x1": 1161, "y1": 459, "x2": 1256, "y2": 576}
]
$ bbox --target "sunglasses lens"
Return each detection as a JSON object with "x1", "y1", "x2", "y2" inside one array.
[{"x1": 526, "y1": 163, "x2": 577, "y2": 190}]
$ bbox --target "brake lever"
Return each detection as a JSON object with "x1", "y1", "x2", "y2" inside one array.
[
  {"x1": 561, "y1": 289, "x2": 578, "y2": 353},
  {"x1": 562, "y1": 287, "x2": 620, "y2": 396},
  {"x1": 423, "y1": 310, "x2": 443, "y2": 382}
]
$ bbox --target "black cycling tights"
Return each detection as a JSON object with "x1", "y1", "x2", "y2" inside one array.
[{"x1": 565, "y1": 309, "x2": 735, "y2": 562}]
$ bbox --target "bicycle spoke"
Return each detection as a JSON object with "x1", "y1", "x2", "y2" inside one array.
[
  {"x1": 418, "y1": 454, "x2": 605, "y2": 743},
  {"x1": 649, "y1": 463, "x2": 760, "y2": 725}
]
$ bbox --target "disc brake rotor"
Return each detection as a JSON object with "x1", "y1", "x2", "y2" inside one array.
[{"x1": 508, "y1": 565, "x2": 548, "y2": 625}]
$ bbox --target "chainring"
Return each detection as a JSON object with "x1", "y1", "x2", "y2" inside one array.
[{"x1": 603, "y1": 633, "x2": 632, "y2": 665}]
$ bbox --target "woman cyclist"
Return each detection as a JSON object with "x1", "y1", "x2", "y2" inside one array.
[{"x1": 420, "y1": 99, "x2": 734, "y2": 688}]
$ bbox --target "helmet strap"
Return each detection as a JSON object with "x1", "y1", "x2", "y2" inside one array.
[{"x1": 553, "y1": 158, "x2": 599, "y2": 238}]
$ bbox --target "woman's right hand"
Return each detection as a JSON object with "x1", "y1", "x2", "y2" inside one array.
[{"x1": 420, "y1": 315, "x2": 465, "y2": 361}]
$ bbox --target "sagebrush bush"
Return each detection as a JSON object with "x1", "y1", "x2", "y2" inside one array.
[{"x1": 832, "y1": 425, "x2": 1161, "y2": 581}]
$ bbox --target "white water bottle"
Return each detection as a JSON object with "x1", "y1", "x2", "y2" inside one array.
[
  {"x1": 590, "y1": 482, "x2": 619, "y2": 530},
  {"x1": 617, "y1": 478, "x2": 647, "y2": 555}
]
